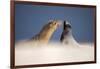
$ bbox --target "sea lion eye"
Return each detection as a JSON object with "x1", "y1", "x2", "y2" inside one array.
[
  {"x1": 54, "y1": 22, "x2": 56, "y2": 25},
  {"x1": 66, "y1": 24, "x2": 71, "y2": 28}
]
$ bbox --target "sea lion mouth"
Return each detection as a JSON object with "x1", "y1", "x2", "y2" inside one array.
[
  {"x1": 57, "y1": 22, "x2": 62, "y2": 28},
  {"x1": 65, "y1": 29, "x2": 70, "y2": 34}
]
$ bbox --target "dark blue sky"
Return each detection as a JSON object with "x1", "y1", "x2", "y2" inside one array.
[{"x1": 15, "y1": 4, "x2": 95, "y2": 43}]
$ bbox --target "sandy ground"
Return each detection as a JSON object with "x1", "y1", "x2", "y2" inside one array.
[{"x1": 15, "y1": 40, "x2": 94, "y2": 66}]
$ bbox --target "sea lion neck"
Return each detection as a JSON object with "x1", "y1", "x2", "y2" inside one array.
[{"x1": 38, "y1": 27, "x2": 56, "y2": 43}]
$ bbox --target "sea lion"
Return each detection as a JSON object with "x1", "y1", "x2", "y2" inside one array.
[
  {"x1": 60, "y1": 21, "x2": 79, "y2": 46},
  {"x1": 32, "y1": 20, "x2": 62, "y2": 43}
]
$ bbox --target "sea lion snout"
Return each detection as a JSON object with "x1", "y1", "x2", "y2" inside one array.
[{"x1": 56, "y1": 20, "x2": 63, "y2": 27}]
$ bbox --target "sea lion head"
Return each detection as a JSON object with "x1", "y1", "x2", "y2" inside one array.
[
  {"x1": 47, "y1": 20, "x2": 62, "y2": 31},
  {"x1": 63, "y1": 21, "x2": 72, "y2": 34},
  {"x1": 40, "y1": 20, "x2": 62, "y2": 34}
]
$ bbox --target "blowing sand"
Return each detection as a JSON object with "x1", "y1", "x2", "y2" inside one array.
[{"x1": 15, "y1": 40, "x2": 94, "y2": 66}]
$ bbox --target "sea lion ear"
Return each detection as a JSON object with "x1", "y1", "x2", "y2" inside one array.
[{"x1": 49, "y1": 23, "x2": 52, "y2": 27}]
